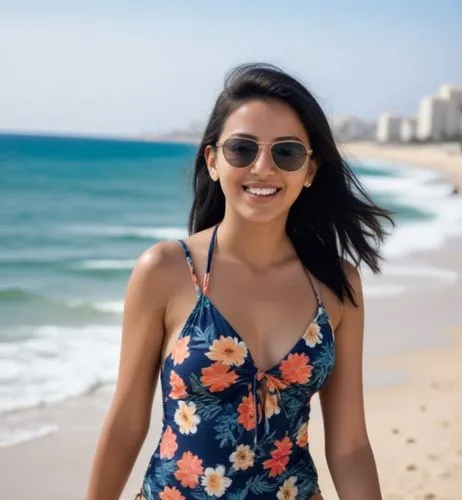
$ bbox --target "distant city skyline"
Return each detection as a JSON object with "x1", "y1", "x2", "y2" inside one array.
[
  {"x1": 377, "y1": 84, "x2": 462, "y2": 143},
  {"x1": 1, "y1": 1, "x2": 462, "y2": 136}
]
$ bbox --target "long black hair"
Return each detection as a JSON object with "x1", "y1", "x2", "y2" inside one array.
[{"x1": 188, "y1": 63, "x2": 394, "y2": 305}]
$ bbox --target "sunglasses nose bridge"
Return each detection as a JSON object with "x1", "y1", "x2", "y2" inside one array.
[{"x1": 251, "y1": 143, "x2": 277, "y2": 172}]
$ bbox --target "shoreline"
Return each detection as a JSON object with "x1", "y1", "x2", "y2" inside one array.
[{"x1": 342, "y1": 141, "x2": 462, "y2": 192}]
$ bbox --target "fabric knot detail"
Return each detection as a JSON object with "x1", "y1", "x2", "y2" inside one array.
[
  {"x1": 256, "y1": 370, "x2": 266, "y2": 382},
  {"x1": 251, "y1": 371, "x2": 288, "y2": 447}
]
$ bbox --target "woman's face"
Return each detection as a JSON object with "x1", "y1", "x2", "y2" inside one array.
[{"x1": 205, "y1": 99, "x2": 316, "y2": 225}]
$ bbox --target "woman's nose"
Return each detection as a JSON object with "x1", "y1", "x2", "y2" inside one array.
[{"x1": 250, "y1": 146, "x2": 275, "y2": 175}]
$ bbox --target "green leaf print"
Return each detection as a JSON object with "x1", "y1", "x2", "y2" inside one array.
[
  {"x1": 248, "y1": 428, "x2": 278, "y2": 460},
  {"x1": 246, "y1": 473, "x2": 276, "y2": 495},
  {"x1": 153, "y1": 459, "x2": 176, "y2": 488},
  {"x1": 311, "y1": 343, "x2": 335, "y2": 389},
  {"x1": 282, "y1": 388, "x2": 306, "y2": 416},
  {"x1": 213, "y1": 411, "x2": 241, "y2": 447},
  {"x1": 297, "y1": 477, "x2": 318, "y2": 498},
  {"x1": 191, "y1": 324, "x2": 216, "y2": 347},
  {"x1": 228, "y1": 488, "x2": 249, "y2": 500},
  {"x1": 189, "y1": 491, "x2": 209, "y2": 500},
  {"x1": 188, "y1": 374, "x2": 223, "y2": 421},
  {"x1": 317, "y1": 308, "x2": 330, "y2": 326}
]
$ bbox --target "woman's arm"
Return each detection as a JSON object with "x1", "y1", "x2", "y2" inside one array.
[
  {"x1": 85, "y1": 243, "x2": 174, "y2": 500},
  {"x1": 319, "y1": 263, "x2": 382, "y2": 500}
]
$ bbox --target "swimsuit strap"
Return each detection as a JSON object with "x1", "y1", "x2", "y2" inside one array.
[
  {"x1": 177, "y1": 239, "x2": 201, "y2": 296},
  {"x1": 203, "y1": 225, "x2": 218, "y2": 295},
  {"x1": 306, "y1": 270, "x2": 323, "y2": 307},
  {"x1": 177, "y1": 225, "x2": 218, "y2": 297}
]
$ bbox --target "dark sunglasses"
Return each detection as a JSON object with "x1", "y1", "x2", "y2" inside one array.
[{"x1": 216, "y1": 137, "x2": 313, "y2": 172}]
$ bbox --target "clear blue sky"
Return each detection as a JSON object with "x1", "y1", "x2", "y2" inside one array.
[{"x1": 1, "y1": 0, "x2": 461, "y2": 136}]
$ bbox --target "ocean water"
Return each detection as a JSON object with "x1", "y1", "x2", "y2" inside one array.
[{"x1": 1, "y1": 133, "x2": 462, "y2": 446}]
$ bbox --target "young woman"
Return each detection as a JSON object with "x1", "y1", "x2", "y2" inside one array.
[{"x1": 86, "y1": 63, "x2": 392, "y2": 500}]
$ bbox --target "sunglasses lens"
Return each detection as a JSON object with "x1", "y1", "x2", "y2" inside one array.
[
  {"x1": 222, "y1": 138, "x2": 259, "y2": 168},
  {"x1": 271, "y1": 142, "x2": 307, "y2": 171}
]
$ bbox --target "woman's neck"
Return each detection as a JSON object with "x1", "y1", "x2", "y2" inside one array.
[{"x1": 215, "y1": 213, "x2": 294, "y2": 270}]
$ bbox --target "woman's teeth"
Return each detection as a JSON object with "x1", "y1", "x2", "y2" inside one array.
[{"x1": 244, "y1": 186, "x2": 278, "y2": 196}]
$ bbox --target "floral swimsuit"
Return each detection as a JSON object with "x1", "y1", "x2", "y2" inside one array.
[{"x1": 137, "y1": 226, "x2": 335, "y2": 499}]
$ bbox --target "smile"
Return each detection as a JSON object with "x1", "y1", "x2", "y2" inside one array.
[{"x1": 243, "y1": 186, "x2": 281, "y2": 197}]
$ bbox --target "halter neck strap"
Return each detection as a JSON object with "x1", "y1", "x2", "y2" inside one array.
[{"x1": 306, "y1": 270, "x2": 322, "y2": 307}]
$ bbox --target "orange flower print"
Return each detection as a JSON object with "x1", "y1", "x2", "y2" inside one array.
[
  {"x1": 303, "y1": 322, "x2": 323, "y2": 348},
  {"x1": 205, "y1": 335, "x2": 248, "y2": 366},
  {"x1": 272, "y1": 436, "x2": 293, "y2": 459},
  {"x1": 263, "y1": 436, "x2": 293, "y2": 477},
  {"x1": 171, "y1": 336, "x2": 190, "y2": 366},
  {"x1": 159, "y1": 425, "x2": 178, "y2": 459},
  {"x1": 296, "y1": 422, "x2": 309, "y2": 448},
  {"x1": 200, "y1": 362, "x2": 238, "y2": 392},
  {"x1": 174, "y1": 451, "x2": 204, "y2": 489},
  {"x1": 276, "y1": 476, "x2": 298, "y2": 500},
  {"x1": 280, "y1": 353, "x2": 312, "y2": 385},
  {"x1": 159, "y1": 486, "x2": 185, "y2": 500},
  {"x1": 169, "y1": 371, "x2": 188, "y2": 400},
  {"x1": 264, "y1": 373, "x2": 287, "y2": 391},
  {"x1": 263, "y1": 454, "x2": 290, "y2": 478},
  {"x1": 237, "y1": 391, "x2": 260, "y2": 431}
]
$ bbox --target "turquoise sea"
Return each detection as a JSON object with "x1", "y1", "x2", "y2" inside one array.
[{"x1": 1, "y1": 133, "x2": 461, "y2": 446}]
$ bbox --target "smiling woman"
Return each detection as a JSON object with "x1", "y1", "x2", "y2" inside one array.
[{"x1": 85, "y1": 63, "x2": 393, "y2": 500}]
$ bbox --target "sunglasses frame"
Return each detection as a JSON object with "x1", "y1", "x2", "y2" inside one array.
[{"x1": 216, "y1": 137, "x2": 313, "y2": 172}]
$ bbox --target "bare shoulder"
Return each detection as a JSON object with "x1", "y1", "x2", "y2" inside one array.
[
  {"x1": 315, "y1": 260, "x2": 363, "y2": 331},
  {"x1": 126, "y1": 230, "x2": 213, "y2": 302},
  {"x1": 128, "y1": 240, "x2": 188, "y2": 298},
  {"x1": 135, "y1": 239, "x2": 186, "y2": 274},
  {"x1": 334, "y1": 259, "x2": 364, "y2": 335},
  {"x1": 341, "y1": 260, "x2": 363, "y2": 303}
]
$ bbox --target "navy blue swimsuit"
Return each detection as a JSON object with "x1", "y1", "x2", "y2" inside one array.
[{"x1": 138, "y1": 226, "x2": 335, "y2": 499}]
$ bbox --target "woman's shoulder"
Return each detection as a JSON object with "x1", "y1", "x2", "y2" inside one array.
[
  {"x1": 130, "y1": 228, "x2": 214, "y2": 290},
  {"x1": 341, "y1": 259, "x2": 363, "y2": 305},
  {"x1": 341, "y1": 259, "x2": 362, "y2": 290},
  {"x1": 316, "y1": 259, "x2": 362, "y2": 330}
]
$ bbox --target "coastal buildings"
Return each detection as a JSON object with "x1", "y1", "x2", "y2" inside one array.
[
  {"x1": 439, "y1": 85, "x2": 462, "y2": 139},
  {"x1": 416, "y1": 96, "x2": 447, "y2": 141},
  {"x1": 400, "y1": 118, "x2": 418, "y2": 142},
  {"x1": 377, "y1": 84, "x2": 462, "y2": 144},
  {"x1": 376, "y1": 113, "x2": 403, "y2": 143}
]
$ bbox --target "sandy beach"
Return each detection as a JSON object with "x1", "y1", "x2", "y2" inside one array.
[
  {"x1": 342, "y1": 142, "x2": 462, "y2": 192},
  {"x1": 1, "y1": 143, "x2": 461, "y2": 499}
]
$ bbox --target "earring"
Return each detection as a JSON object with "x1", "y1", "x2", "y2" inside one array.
[{"x1": 304, "y1": 180, "x2": 312, "y2": 188}]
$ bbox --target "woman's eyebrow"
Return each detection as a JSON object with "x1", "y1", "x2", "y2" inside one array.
[{"x1": 230, "y1": 133, "x2": 304, "y2": 142}]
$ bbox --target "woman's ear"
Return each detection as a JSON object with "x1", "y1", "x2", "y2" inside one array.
[
  {"x1": 304, "y1": 157, "x2": 319, "y2": 188},
  {"x1": 204, "y1": 145, "x2": 219, "y2": 182}
]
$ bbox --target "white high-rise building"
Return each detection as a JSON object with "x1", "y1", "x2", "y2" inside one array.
[
  {"x1": 400, "y1": 118, "x2": 418, "y2": 142},
  {"x1": 376, "y1": 113, "x2": 402, "y2": 143},
  {"x1": 417, "y1": 96, "x2": 448, "y2": 141},
  {"x1": 438, "y1": 84, "x2": 462, "y2": 138}
]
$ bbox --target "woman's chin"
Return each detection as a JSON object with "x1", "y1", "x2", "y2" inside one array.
[{"x1": 232, "y1": 206, "x2": 288, "y2": 225}]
